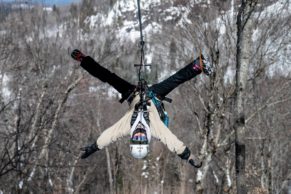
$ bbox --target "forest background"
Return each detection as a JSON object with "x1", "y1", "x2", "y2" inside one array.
[{"x1": 0, "y1": 0, "x2": 290, "y2": 193}]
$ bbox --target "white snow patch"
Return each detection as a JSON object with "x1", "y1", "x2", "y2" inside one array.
[
  {"x1": 214, "y1": 17, "x2": 226, "y2": 35},
  {"x1": 107, "y1": 87, "x2": 121, "y2": 98},
  {"x1": 144, "y1": 22, "x2": 162, "y2": 35},
  {"x1": 45, "y1": 24, "x2": 65, "y2": 38},
  {"x1": 89, "y1": 86, "x2": 99, "y2": 93},
  {"x1": 156, "y1": 156, "x2": 160, "y2": 161},
  {"x1": 177, "y1": 6, "x2": 192, "y2": 27},
  {"x1": 25, "y1": 35, "x2": 33, "y2": 42},
  {"x1": 142, "y1": 160, "x2": 147, "y2": 170},
  {"x1": 230, "y1": 0, "x2": 235, "y2": 19},
  {"x1": 224, "y1": 66, "x2": 235, "y2": 84},
  {"x1": 19, "y1": 180, "x2": 23, "y2": 189},
  {"x1": 268, "y1": 63, "x2": 291, "y2": 77},
  {"x1": 258, "y1": 0, "x2": 291, "y2": 19},
  {"x1": 140, "y1": 0, "x2": 161, "y2": 10},
  {"x1": 118, "y1": 20, "x2": 140, "y2": 42},
  {"x1": 12, "y1": 3, "x2": 32, "y2": 9},
  {"x1": 164, "y1": 16, "x2": 173, "y2": 21},
  {"x1": 197, "y1": 170, "x2": 203, "y2": 180},
  {"x1": 119, "y1": 0, "x2": 136, "y2": 12},
  {"x1": 1, "y1": 74, "x2": 12, "y2": 102},
  {"x1": 141, "y1": 171, "x2": 149, "y2": 178},
  {"x1": 145, "y1": 52, "x2": 153, "y2": 64},
  {"x1": 213, "y1": 170, "x2": 219, "y2": 183},
  {"x1": 188, "y1": 179, "x2": 193, "y2": 183},
  {"x1": 105, "y1": 9, "x2": 118, "y2": 26},
  {"x1": 28, "y1": 168, "x2": 35, "y2": 181},
  {"x1": 161, "y1": 180, "x2": 164, "y2": 184},
  {"x1": 43, "y1": 7, "x2": 53, "y2": 12},
  {"x1": 164, "y1": 7, "x2": 180, "y2": 17},
  {"x1": 85, "y1": 14, "x2": 105, "y2": 29},
  {"x1": 118, "y1": 21, "x2": 161, "y2": 43},
  {"x1": 49, "y1": 178, "x2": 53, "y2": 186},
  {"x1": 88, "y1": 85, "x2": 121, "y2": 99},
  {"x1": 252, "y1": 28, "x2": 260, "y2": 42}
]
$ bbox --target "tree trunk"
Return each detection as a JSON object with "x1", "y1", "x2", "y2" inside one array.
[
  {"x1": 28, "y1": 76, "x2": 82, "y2": 182},
  {"x1": 235, "y1": 1, "x2": 256, "y2": 193},
  {"x1": 95, "y1": 99, "x2": 114, "y2": 194}
]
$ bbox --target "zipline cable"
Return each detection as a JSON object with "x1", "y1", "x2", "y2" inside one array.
[
  {"x1": 135, "y1": 0, "x2": 149, "y2": 108},
  {"x1": 136, "y1": 0, "x2": 145, "y2": 81}
]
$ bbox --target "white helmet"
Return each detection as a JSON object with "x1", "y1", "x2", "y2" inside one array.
[
  {"x1": 130, "y1": 122, "x2": 150, "y2": 159},
  {"x1": 130, "y1": 111, "x2": 151, "y2": 159},
  {"x1": 130, "y1": 144, "x2": 149, "y2": 159}
]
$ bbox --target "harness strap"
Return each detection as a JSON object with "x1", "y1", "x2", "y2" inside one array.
[
  {"x1": 199, "y1": 48, "x2": 204, "y2": 73},
  {"x1": 148, "y1": 91, "x2": 169, "y2": 127}
]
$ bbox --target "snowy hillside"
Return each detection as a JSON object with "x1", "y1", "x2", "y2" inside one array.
[{"x1": 81, "y1": 0, "x2": 291, "y2": 80}]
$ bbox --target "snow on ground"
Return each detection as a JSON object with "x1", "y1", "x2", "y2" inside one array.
[
  {"x1": 208, "y1": 0, "x2": 291, "y2": 83},
  {"x1": 258, "y1": 0, "x2": 291, "y2": 19},
  {"x1": 118, "y1": 20, "x2": 140, "y2": 42},
  {"x1": 177, "y1": 7, "x2": 192, "y2": 27},
  {"x1": 140, "y1": 0, "x2": 161, "y2": 11},
  {"x1": 143, "y1": 22, "x2": 162, "y2": 35},
  {"x1": 85, "y1": 0, "x2": 164, "y2": 43}
]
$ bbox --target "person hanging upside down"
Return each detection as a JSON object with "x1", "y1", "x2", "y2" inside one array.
[{"x1": 71, "y1": 49, "x2": 213, "y2": 168}]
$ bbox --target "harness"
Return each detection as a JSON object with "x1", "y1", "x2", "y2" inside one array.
[{"x1": 147, "y1": 91, "x2": 169, "y2": 127}]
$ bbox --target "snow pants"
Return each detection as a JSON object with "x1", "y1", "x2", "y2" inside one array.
[{"x1": 80, "y1": 56, "x2": 201, "y2": 155}]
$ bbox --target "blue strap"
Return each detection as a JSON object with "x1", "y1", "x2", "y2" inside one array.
[{"x1": 147, "y1": 91, "x2": 169, "y2": 127}]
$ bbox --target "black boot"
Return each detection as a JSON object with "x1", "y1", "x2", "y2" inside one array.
[{"x1": 80, "y1": 142, "x2": 99, "y2": 159}]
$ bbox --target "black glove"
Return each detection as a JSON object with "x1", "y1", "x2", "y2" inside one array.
[
  {"x1": 188, "y1": 155, "x2": 202, "y2": 168},
  {"x1": 80, "y1": 142, "x2": 99, "y2": 159},
  {"x1": 178, "y1": 147, "x2": 202, "y2": 168}
]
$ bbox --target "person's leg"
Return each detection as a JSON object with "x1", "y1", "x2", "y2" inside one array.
[
  {"x1": 149, "y1": 56, "x2": 211, "y2": 98},
  {"x1": 71, "y1": 50, "x2": 135, "y2": 98},
  {"x1": 148, "y1": 101, "x2": 202, "y2": 167}
]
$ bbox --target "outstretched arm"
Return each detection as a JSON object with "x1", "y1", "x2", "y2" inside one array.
[
  {"x1": 148, "y1": 101, "x2": 202, "y2": 168},
  {"x1": 80, "y1": 108, "x2": 134, "y2": 159}
]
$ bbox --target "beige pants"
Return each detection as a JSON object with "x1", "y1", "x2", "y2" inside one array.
[{"x1": 96, "y1": 95, "x2": 186, "y2": 155}]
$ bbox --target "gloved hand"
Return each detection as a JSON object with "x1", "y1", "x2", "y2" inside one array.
[
  {"x1": 80, "y1": 142, "x2": 99, "y2": 159},
  {"x1": 188, "y1": 154, "x2": 202, "y2": 168}
]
